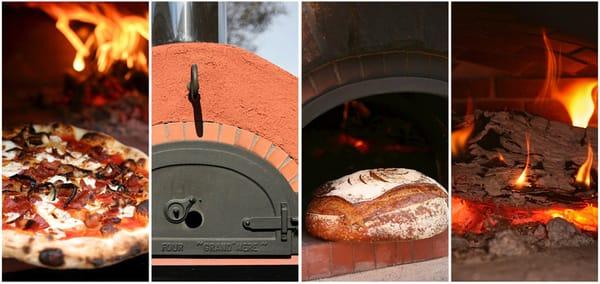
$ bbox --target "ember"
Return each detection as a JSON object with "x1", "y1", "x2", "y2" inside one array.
[{"x1": 452, "y1": 197, "x2": 598, "y2": 234}]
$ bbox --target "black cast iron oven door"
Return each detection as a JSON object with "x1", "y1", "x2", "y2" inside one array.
[{"x1": 152, "y1": 141, "x2": 298, "y2": 257}]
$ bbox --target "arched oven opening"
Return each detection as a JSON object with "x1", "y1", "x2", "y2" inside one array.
[{"x1": 303, "y1": 91, "x2": 448, "y2": 212}]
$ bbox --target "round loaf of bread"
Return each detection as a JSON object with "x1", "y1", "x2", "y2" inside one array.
[{"x1": 305, "y1": 168, "x2": 448, "y2": 241}]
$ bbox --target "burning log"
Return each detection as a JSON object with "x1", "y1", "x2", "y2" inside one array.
[{"x1": 453, "y1": 110, "x2": 597, "y2": 207}]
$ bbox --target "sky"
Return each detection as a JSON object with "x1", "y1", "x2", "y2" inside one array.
[
  {"x1": 252, "y1": 2, "x2": 299, "y2": 77},
  {"x1": 154, "y1": 2, "x2": 299, "y2": 77}
]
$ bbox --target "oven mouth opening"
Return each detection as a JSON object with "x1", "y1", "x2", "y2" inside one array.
[{"x1": 302, "y1": 92, "x2": 448, "y2": 213}]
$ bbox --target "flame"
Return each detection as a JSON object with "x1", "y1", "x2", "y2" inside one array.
[
  {"x1": 452, "y1": 97, "x2": 474, "y2": 156},
  {"x1": 576, "y1": 143, "x2": 594, "y2": 187},
  {"x1": 514, "y1": 133, "x2": 531, "y2": 188},
  {"x1": 539, "y1": 31, "x2": 597, "y2": 128},
  {"x1": 497, "y1": 151, "x2": 505, "y2": 162},
  {"x1": 452, "y1": 197, "x2": 598, "y2": 234},
  {"x1": 30, "y1": 3, "x2": 148, "y2": 74}
]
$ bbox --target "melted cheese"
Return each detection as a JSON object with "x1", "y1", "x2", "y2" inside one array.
[
  {"x1": 4, "y1": 212, "x2": 21, "y2": 223},
  {"x1": 118, "y1": 205, "x2": 136, "y2": 218},
  {"x1": 64, "y1": 155, "x2": 102, "y2": 171},
  {"x1": 43, "y1": 227, "x2": 66, "y2": 240},
  {"x1": 83, "y1": 177, "x2": 96, "y2": 187},
  {"x1": 3, "y1": 161, "x2": 28, "y2": 177},
  {"x1": 35, "y1": 152, "x2": 58, "y2": 163},
  {"x1": 84, "y1": 200, "x2": 107, "y2": 215},
  {"x1": 35, "y1": 201, "x2": 84, "y2": 230},
  {"x1": 2, "y1": 140, "x2": 19, "y2": 160}
]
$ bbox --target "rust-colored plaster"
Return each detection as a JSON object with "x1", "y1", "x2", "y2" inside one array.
[{"x1": 152, "y1": 42, "x2": 298, "y2": 159}]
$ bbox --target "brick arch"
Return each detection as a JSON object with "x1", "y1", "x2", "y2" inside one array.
[
  {"x1": 303, "y1": 50, "x2": 448, "y2": 103},
  {"x1": 302, "y1": 50, "x2": 448, "y2": 126},
  {"x1": 152, "y1": 121, "x2": 298, "y2": 192}
]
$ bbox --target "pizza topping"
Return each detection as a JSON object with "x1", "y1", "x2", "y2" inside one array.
[
  {"x1": 9, "y1": 174, "x2": 37, "y2": 192},
  {"x1": 22, "y1": 160, "x2": 60, "y2": 182},
  {"x1": 3, "y1": 195, "x2": 31, "y2": 215},
  {"x1": 84, "y1": 213, "x2": 102, "y2": 228},
  {"x1": 96, "y1": 163, "x2": 120, "y2": 179},
  {"x1": 118, "y1": 205, "x2": 136, "y2": 218},
  {"x1": 68, "y1": 190, "x2": 94, "y2": 209},
  {"x1": 29, "y1": 182, "x2": 57, "y2": 202},
  {"x1": 27, "y1": 133, "x2": 48, "y2": 146},
  {"x1": 47, "y1": 175, "x2": 68, "y2": 184},
  {"x1": 100, "y1": 223, "x2": 118, "y2": 236},
  {"x1": 2, "y1": 140, "x2": 21, "y2": 160},
  {"x1": 4, "y1": 212, "x2": 22, "y2": 223},
  {"x1": 57, "y1": 183, "x2": 78, "y2": 209},
  {"x1": 35, "y1": 202, "x2": 84, "y2": 230},
  {"x1": 135, "y1": 199, "x2": 149, "y2": 216},
  {"x1": 3, "y1": 124, "x2": 148, "y2": 240},
  {"x1": 3, "y1": 161, "x2": 28, "y2": 177}
]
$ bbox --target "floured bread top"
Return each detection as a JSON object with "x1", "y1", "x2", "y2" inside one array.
[{"x1": 317, "y1": 168, "x2": 446, "y2": 204}]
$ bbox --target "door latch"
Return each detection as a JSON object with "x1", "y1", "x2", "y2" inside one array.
[{"x1": 242, "y1": 202, "x2": 298, "y2": 241}]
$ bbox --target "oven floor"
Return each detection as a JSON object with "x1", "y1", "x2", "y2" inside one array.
[
  {"x1": 452, "y1": 246, "x2": 597, "y2": 281},
  {"x1": 315, "y1": 257, "x2": 448, "y2": 281}
]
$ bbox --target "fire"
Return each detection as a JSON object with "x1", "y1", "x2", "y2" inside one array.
[
  {"x1": 30, "y1": 3, "x2": 148, "y2": 74},
  {"x1": 337, "y1": 133, "x2": 369, "y2": 153},
  {"x1": 497, "y1": 151, "x2": 505, "y2": 162},
  {"x1": 539, "y1": 31, "x2": 597, "y2": 128},
  {"x1": 576, "y1": 143, "x2": 594, "y2": 187},
  {"x1": 514, "y1": 133, "x2": 531, "y2": 188},
  {"x1": 452, "y1": 98, "x2": 474, "y2": 156},
  {"x1": 452, "y1": 197, "x2": 598, "y2": 234}
]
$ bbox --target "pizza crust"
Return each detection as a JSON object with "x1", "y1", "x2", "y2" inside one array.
[
  {"x1": 3, "y1": 123, "x2": 149, "y2": 269},
  {"x1": 3, "y1": 228, "x2": 147, "y2": 269}
]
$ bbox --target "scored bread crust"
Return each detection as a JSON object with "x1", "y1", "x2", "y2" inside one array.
[
  {"x1": 305, "y1": 168, "x2": 448, "y2": 241},
  {"x1": 2, "y1": 123, "x2": 149, "y2": 269}
]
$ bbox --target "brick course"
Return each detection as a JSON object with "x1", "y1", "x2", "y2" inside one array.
[{"x1": 302, "y1": 230, "x2": 448, "y2": 280}]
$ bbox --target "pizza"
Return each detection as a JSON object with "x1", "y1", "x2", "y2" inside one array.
[{"x1": 2, "y1": 123, "x2": 148, "y2": 269}]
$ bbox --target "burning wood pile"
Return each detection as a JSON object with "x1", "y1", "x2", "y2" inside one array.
[
  {"x1": 451, "y1": 31, "x2": 598, "y2": 268},
  {"x1": 452, "y1": 110, "x2": 597, "y2": 261}
]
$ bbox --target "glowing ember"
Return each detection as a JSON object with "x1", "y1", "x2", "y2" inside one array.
[
  {"x1": 452, "y1": 98, "x2": 474, "y2": 156},
  {"x1": 452, "y1": 197, "x2": 598, "y2": 234},
  {"x1": 31, "y1": 3, "x2": 148, "y2": 74},
  {"x1": 514, "y1": 133, "x2": 531, "y2": 189},
  {"x1": 539, "y1": 31, "x2": 597, "y2": 128},
  {"x1": 576, "y1": 143, "x2": 594, "y2": 187},
  {"x1": 337, "y1": 133, "x2": 369, "y2": 153}
]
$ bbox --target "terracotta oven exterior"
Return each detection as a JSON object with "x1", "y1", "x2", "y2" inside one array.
[{"x1": 151, "y1": 42, "x2": 298, "y2": 274}]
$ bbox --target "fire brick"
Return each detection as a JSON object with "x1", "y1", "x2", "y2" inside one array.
[
  {"x1": 352, "y1": 242, "x2": 376, "y2": 272},
  {"x1": 330, "y1": 242, "x2": 354, "y2": 276},
  {"x1": 374, "y1": 241, "x2": 396, "y2": 268}
]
